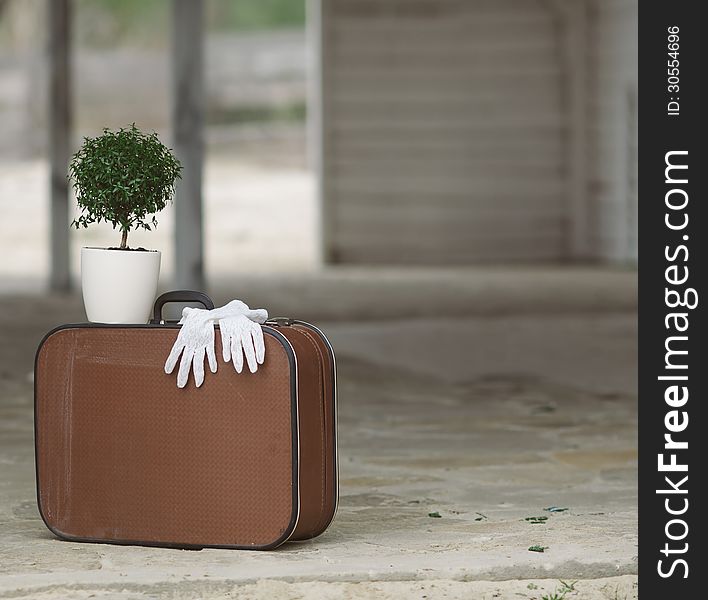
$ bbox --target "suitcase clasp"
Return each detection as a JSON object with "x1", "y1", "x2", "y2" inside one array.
[{"x1": 267, "y1": 317, "x2": 294, "y2": 327}]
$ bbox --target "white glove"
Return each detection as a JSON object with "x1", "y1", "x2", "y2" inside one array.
[
  {"x1": 213, "y1": 299, "x2": 268, "y2": 326},
  {"x1": 213, "y1": 300, "x2": 268, "y2": 373},
  {"x1": 164, "y1": 307, "x2": 218, "y2": 388},
  {"x1": 164, "y1": 299, "x2": 268, "y2": 388},
  {"x1": 219, "y1": 313, "x2": 267, "y2": 373}
]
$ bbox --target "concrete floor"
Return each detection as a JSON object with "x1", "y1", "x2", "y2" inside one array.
[{"x1": 0, "y1": 269, "x2": 637, "y2": 599}]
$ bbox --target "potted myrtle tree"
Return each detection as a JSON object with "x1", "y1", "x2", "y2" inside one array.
[{"x1": 71, "y1": 125, "x2": 182, "y2": 323}]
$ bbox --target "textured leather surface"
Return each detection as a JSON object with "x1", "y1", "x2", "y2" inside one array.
[
  {"x1": 278, "y1": 327, "x2": 326, "y2": 540},
  {"x1": 35, "y1": 326, "x2": 298, "y2": 549},
  {"x1": 284, "y1": 324, "x2": 337, "y2": 540}
]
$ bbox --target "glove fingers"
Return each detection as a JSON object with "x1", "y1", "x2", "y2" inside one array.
[
  {"x1": 220, "y1": 326, "x2": 231, "y2": 362},
  {"x1": 193, "y1": 346, "x2": 206, "y2": 387},
  {"x1": 232, "y1": 336, "x2": 244, "y2": 373},
  {"x1": 252, "y1": 324, "x2": 265, "y2": 364},
  {"x1": 207, "y1": 341, "x2": 218, "y2": 374},
  {"x1": 164, "y1": 341, "x2": 184, "y2": 374},
  {"x1": 177, "y1": 348, "x2": 194, "y2": 388},
  {"x1": 242, "y1": 329, "x2": 258, "y2": 373}
]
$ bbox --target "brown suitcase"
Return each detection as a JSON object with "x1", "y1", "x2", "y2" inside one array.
[{"x1": 34, "y1": 291, "x2": 337, "y2": 550}]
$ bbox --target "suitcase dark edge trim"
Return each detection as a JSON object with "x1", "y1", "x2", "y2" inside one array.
[
  {"x1": 33, "y1": 323, "x2": 300, "y2": 551},
  {"x1": 291, "y1": 320, "x2": 339, "y2": 539}
]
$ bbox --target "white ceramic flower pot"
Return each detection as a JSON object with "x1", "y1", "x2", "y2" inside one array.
[{"x1": 81, "y1": 247, "x2": 161, "y2": 324}]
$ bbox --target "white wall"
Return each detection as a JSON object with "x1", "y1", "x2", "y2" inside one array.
[{"x1": 317, "y1": 0, "x2": 638, "y2": 264}]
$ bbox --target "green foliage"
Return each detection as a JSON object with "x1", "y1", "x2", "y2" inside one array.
[
  {"x1": 524, "y1": 516, "x2": 549, "y2": 524},
  {"x1": 207, "y1": 0, "x2": 306, "y2": 31},
  {"x1": 74, "y1": 0, "x2": 167, "y2": 45},
  {"x1": 70, "y1": 125, "x2": 182, "y2": 248},
  {"x1": 539, "y1": 580, "x2": 578, "y2": 600},
  {"x1": 74, "y1": 0, "x2": 305, "y2": 45},
  {"x1": 209, "y1": 101, "x2": 306, "y2": 126}
]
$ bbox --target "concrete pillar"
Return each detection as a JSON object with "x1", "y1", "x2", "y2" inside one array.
[
  {"x1": 553, "y1": 0, "x2": 591, "y2": 259},
  {"x1": 48, "y1": 0, "x2": 72, "y2": 291},
  {"x1": 171, "y1": 0, "x2": 205, "y2": 290},
  {"x1": 307, "y1": 0, "x2": 329, "y2": 265}
]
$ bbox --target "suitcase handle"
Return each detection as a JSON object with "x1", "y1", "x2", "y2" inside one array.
[{"x1": 150, "y1": 291, "x2": 215, "y2": 324}]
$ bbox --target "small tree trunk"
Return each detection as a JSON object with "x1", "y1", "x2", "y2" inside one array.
[{"x1": 120, "y1": 230, "x2": 128, "y2": 249}]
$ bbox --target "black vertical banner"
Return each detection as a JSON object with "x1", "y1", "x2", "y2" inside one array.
[{"x1": 639, "y1": 1, "x2": 706, "y2": 595}]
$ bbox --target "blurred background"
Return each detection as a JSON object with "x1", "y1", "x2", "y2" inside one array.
[
  {"x1": 0, "y1": 0, "x2": 314, "y2": 289},
  {"x1": 0, "y1": 0, "x2": 636, "y2": 292},
  {"x1": 0, "y1": 1, "x2": 639, "y2": 597}
]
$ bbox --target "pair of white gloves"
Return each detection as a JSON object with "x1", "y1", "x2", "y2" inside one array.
[{"x1": 164, "y1": 300, "x2": 269, "y2": 388}]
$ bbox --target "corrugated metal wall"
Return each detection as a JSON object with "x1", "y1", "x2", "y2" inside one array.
[{"x1": 318, "y1": 0, "x2": 638, "y2": 264}]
